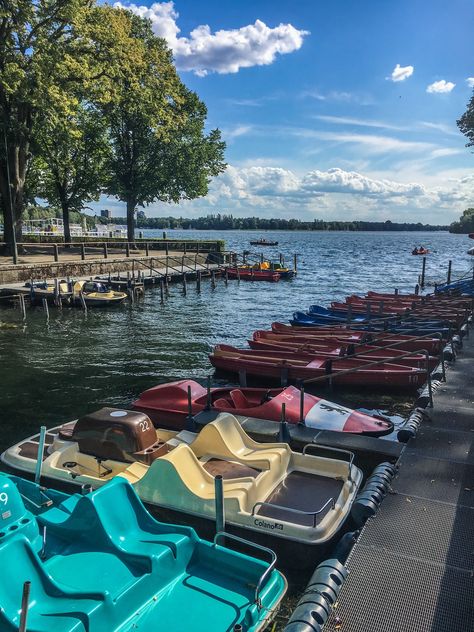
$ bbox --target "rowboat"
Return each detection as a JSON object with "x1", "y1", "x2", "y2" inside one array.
[
  {"x1": 249, "y1": 239, "x2": 278, "y2": 246},
  {"x1": 1, "y1": 411, "x2": 363, "y2": 569},
  {"x1": 226, "y1": 268, "x2": 280, "y2": 282},
  {"x1": 248, "y1": 336, "x2": 438, "y2": 371},
  {"x1": 132, "y1": 380, "x2": 393, "y2": 436},
  {"x1": 261, "y1": 327, "x2": 443, "y2": 355},
  {"x1": 0, "y1": 473, "x2": 286, "y2": 631},
  {"x1": 73, "y1": 281, "x2": 128, "y2": 306},
  {"x1": 210, "y1": 345, "x2": 427, "y2": 390}
]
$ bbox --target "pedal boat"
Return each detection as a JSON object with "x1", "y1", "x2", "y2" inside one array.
[
  {"x1": 1, "y1": 410, "x2": 363, "y2": 569},
  {"x1": 0, "y1": 473, "x2": 286, "y2": 631},
  {"x1": 133, "y1": 380, "x2": 393, "y2": 436},
  {"x1": 73, "y1": 281, "x2": 127, "y2": 306}
]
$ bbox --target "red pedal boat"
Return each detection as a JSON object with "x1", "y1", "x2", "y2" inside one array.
[
  {"x1": 132, "y1": 380, "x2": 393, "y2": 436},
  {"x1": 210, "y1": 345, "x2": 427, "y2": 391},
  {"x1": 226, "y1": 267, "x2": 280, "y2": 282}
]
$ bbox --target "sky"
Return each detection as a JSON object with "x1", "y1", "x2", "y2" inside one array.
[{"x1": 97, "y1": 0, "x2": 474, "y2": 224}]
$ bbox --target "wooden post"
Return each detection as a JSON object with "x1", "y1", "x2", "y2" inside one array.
[
  {"x1": 260, "y1": 253, "x2": 264, "y2": 264},
  {"x1": 447, "y1": 260, "x2": 452, "y2": 284},
  {"x1": 42, "y1": 298, "x2": 49, "y2": 321},
  {"x1": 420, "y1": 256, "x2": 426, "y2": 287},
  {"x1": 81, "y1": 243, "x2": 85, "y2": 260},
  {"x1": 160, "y1": 279, "x2": 164, "y2": 303},
  {"x1": 293, "y1": 253, "x2": 297, "y2": 272},
  {"x1": 165, "y1": 274, "x2": 169, "y2": 295},
  {"x1": 126, "y1": 242, "x2": 130, "y2": 257},
  {"x1": 211, "y1": 270, "x2": 216, "y2": 289},
  {"x1": 225, "y1": 268, "x2": 228, "y2": 286},
  {"x1": 53, "y1": 243, "x2": 59, "y2": 262},
  {"x1": 196, "y1": 270, "x2": 201, "y2": 292},
  {"x1": 103, "y1": 242, "x2": 108, "y2": 259},
  {"x1": 165, "y1": 241, "x2": 169, "y2": 256},
  {"x1": 145, "y1": 242, "x2": 149, "y2": 256},
  {"x1": 19, "y1": 294, "x2": 26, "y2": 320},
  {"x1": 183, "y1": 273, "x2": 187, "y2": 295},
  {"x1": 279, "y1": 253, "x2": 283, "y2": 265}
]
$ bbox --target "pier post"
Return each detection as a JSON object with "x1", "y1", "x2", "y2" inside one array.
[
  {"x1": 145, "y1": 242, "x2": 149, "y2": 256},
  {"x1": 182, "y1": 273, "x2": 187, "y2": 295},
  {"x1": 279, "y1": 253, "x2": 283, "y2": 265},
  {"x1": 225, "y1": 268, "x2": 228, "y2": 286},
  {"x1": 19, "y1": 294, "x2": 27, "y2": 320},
  {"x1": 196, "y1": 270, "x2": 201, "y2": 292},
  {"x1": 103, "y1": 242, "x2": 108, "y2": 259},
  {"x1": 214, "y1": 475, "x2": 225, "y2": 534},
  {"x1": 81, "y1": 243, "x2": 85, "y2": 261},
  {"x1": 165, "y1": 275, "x2": 169, "y2": 295},
  {"x1": 293, "y1": 254, "x2": 297, "y2": 272},
  {"x1": 126, "y1": 242, "x2": 130, "y2": 257},
  {"x1": 160, "y1": 279, "x2": 164, "y2": 303},
  {"x1": 447, "y1": 260, "x2": 452, "y2": 285},
  {"x1": 42, "y1": 298, "x2": 49, "y2": 321},
  {"x1": 420, "y1": 256, "x2": 426, "y2": 288},
  {"x1": 53, "y1": 243, "x2": 59, "y2": 262},
  {"x1": 165, "y1": 241, "x2": 169, "y2": 256},
  {"x1": 211, "y1": 270, "x2": 216, "y2": 289}
]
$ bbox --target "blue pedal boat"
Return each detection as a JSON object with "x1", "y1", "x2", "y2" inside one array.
[{"x1": 0, "y1": 474, "x2": 287, "y2": 632}]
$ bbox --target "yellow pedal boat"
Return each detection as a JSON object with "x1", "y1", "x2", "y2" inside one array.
[{"x1": 73, "y1": 280, "x2": 127, "y2": 306}]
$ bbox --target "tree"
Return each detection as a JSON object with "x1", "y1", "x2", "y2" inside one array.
[
  {"x1": 458, "y1": 91, "x2": 474, "y2": 148},
  {"x1": 449, "y1": 208, "x2": 474, "y2": 234},
  {"x1": 105, "y1": 12, "x2": 226, "y2": 242},
  {"x1": 35, "y1": 103, "x2": 109, "y2": 243}
]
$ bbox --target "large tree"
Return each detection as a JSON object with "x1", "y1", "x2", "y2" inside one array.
[
  {"x1": 105, "y1": 13, "x2": 226, "y2": 243},
  {"x1": 35, "y1": 103, "x2": 109, "y2": 243},
  {"x1": 458, "y1": 90, "x2": 474, "y2": 148}
]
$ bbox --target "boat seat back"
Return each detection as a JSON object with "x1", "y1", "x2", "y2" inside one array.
[
  {"x1": 230, "y1": 389, "x2": 251, "y2": 409},
  {"x1": 190, "y1": 415, "x2": 291, "y2": 471},
  {"x1": 213, "y1": 397, "x2": 234, "y2": 410},
  {"x1": 0, "y1": 475, "x2": 39, "y2": 546}
]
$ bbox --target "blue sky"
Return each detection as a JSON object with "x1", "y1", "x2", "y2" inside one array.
[{"x1": 101, "y1": 0, "x2": 474, "y2": 223}]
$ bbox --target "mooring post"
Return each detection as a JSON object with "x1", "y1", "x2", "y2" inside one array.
[
  {"x1": 18, "y1": 581, "x2": 31, "y2": 632},
  {"x1": 214, "y1": 475, "x2": 225, "y2": 534},
  {"x1": 237, "y1": 267, "x2": 241, "y2": 282},
  {"x1": 165, "y1": 275, "x2": 169, "y2": 295},
  {"x1": 103, "y1": 242, "x2": 108, "y2": 259},
  {"x1": 447, "y1": 260, "x2": 452, "y2": 285},
  {"x1": 395, "y1": 288, "x2": 399, "y2": 295},
  {"x1": 196, "y1": 270, "x2": 201, "y2": 292},
  {"x1": 42, "y1": 298, "x2": 49, "y2": 321},
  {"x1": 126, "y1": 242, "x2": 130, "y2": 257},
  {"x1": 293, "y1": 253, "x2": 297, "y2": 272},
  {"x1": 260, "y1": 253, "x2": 264, "y2": 264},
  {"x1": 415, "y1": 283, "x2": 419, "y2": 295},
  {"x1": 79, "y1": 291, "x2": 87, "y2": 313},
  {"x1": 165, "y1": 241, "x2": 169, "y2": 256},
  {"x1": 279, "y1": 253, "x2": 283, "y2": 265},
  {"x1": 211, "y1": 270, "x2": 216, "y2": 289},
  {"x1": 279, "y1": 403, "x2": 290, "y2": 442},
  {"x1": 34, "y1": 426, "x2": 47, "y2": 484},
  {"x1": 160, "y1": 279, "x2": 164, "y2": 303},
  {"x1": 145, "y1": 242, "x2": 149, "y2": 257},
  {"x1": 183, "y1": 273, "x2": 187, "y2": 295},
  {"x1": 53, "y1": 243, "x2": 59, "y2": 262},
  {"x1": 225, "y1": 268, "x2": 228, "y2": 286},
  {"x1": 420, "y1": 256, "x2": 426, "y2": 288},
  {"x1": 81, "y1": 243, "x2": 85, "y2": 261}
]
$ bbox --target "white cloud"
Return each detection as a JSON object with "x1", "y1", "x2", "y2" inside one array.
[
  {"x1": 426, "y1": 80, "x2": 456, "y2": 94},
  {"x1": 115, "y1": 1, "x2": 309, "y2": 75},
  {"x1": 308, "y1": 131, "x2": 434, "y2": 155},
  {"x1": 222, "y1": 125, "x2": 254, "y2": 140},
  {"x1": 302, "y1": 90, "x2": 374, "y2": 105},
  {"x1": 388, "y1": 64, "x2": 414, "y2": 82},
  {"x1": 315, "y1": 115, "x2": 409, "y2": 131},
  {"x1": 467, "y1": 77, "x2": 474, "y2": 88}
]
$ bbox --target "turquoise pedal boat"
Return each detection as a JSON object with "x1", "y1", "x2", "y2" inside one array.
[{"x1": 0, "y1": 474, "x2": 287, "y2": 632}]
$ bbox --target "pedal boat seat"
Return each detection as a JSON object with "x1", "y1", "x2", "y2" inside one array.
[{"x1": 229, "y1": 389, "x2": 252, "y2": 409}]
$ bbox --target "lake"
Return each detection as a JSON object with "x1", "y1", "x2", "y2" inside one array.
[{"x1": 0, "y1": 230, "x2": 471, "y2": 451}]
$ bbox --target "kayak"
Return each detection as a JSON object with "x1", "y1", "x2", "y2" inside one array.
[
  {"x1": 210, "y1": 345, "x2": 427, "y2": 390},
  {"x1": 133, "y1": 380, "x2": 393, "y2": 436}
]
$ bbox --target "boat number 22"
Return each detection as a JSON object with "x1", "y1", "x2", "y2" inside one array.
[
  {"x1": 139, "y1": 419, "x2": 150, "y2": 432},
  {"x1": 0, "y1": 493, "x2": 8, "y2": 505}
]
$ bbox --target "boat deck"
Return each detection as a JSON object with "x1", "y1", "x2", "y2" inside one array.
[{"x1": 323, "y1": 327, "x2": 474, "y2": 632}]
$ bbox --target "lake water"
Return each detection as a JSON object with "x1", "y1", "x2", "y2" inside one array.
[{"x1": 0, "y1": 230, "x2": 471, "y2": 452}]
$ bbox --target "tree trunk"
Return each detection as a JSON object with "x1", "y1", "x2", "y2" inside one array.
[
  {"x1": 126, "y1": 197, "x2": 136, "y2": 244},
  {"x1": 61, "y1": 200, "x2": 72, "y2": 246}
]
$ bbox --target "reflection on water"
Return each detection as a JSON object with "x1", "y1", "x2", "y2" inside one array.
[{"x1": 0, "y1": 230, "x2": 470, "y2": 451}]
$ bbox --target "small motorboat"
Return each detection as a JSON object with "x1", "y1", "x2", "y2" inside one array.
[
  {"x1": 73, "y1": 280, "x2": 128, "y2": 306},
  {"x1": 0, "y1": 473, "x2": 286, "y2": 631},
  {"x1": 210, "y1": 345, "x2": 427, "y2": 390},
  {"x1": 1, "y1": 411, "x2": 363, "y2": 569},
  {"x1": 411, "y1": 247, "x2": 430, "y2": 255},
  {"x1": 133, "y1": 380, "x2": 393, "y2": 436},
  {"x1": 249, "y1": 239, "x2": 279, "y2": 246},
  {"x1": 226, "y1": 268, "x2": 280, "y2": 282}
]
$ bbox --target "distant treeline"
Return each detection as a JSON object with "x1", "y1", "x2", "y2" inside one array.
[{"x1": 101, "y1": 214, "x2": 448, "y2": 232}]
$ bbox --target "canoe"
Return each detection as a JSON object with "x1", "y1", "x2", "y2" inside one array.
[
  {"x1": 73, "y1": 280, "x2": 127, "y2": 306},
  {"x1": 0, "y1": 473, "x2": 286, "y2": 632},
  {"x1": 226, "y1": 268, "x2": 280, "y2": 282},
  {"x1": 210, "y1": 345, "x2": 427, "y2": 390},
  {"x1": 248, "y1": 337, "x2": 439, "y2": 371},
  {"x1": 132, "y1": 380, "x2": 393, "y2": 436},
  {"x1": 1, "y1": 411, "x2": 363, "y2": 570},
  {"x1": 268, "y1": 325, "x2": 443, "y2": 354}
]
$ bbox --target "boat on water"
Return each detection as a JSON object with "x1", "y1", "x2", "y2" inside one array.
[
  {"x1": 412, "y1": 247, "x2": 430, "y2": 255},
  {"x1": 73, "y1": 281, "x2": 128, "y2": 306},
  {"x1": 210, "y1": 344, "x2": 427, "y2": 390},
  {"x1": 132, "y1": 380, "x2": 393, "y2": 436},
  {"x1": 1, "y1": 411, "x2": 362, "y2": 569},
  {"x1": 226, "y1": 268, "x2": 280, "y2": 282},
  {"x1": 241, "y1": 261, "x2": 295, "y2": 279},
  {"x1": 270, "y1": 323, "x2": 444, "y2": 354},
  {"x1": 24, "y1": 280, "x2": 73, "y2": 305},
  {"x1": 249, "y1": 239, "x2": 279, "y2": 246},
  {"x1": 0, "y1": 473, "x2": 286, "y2": 632}
]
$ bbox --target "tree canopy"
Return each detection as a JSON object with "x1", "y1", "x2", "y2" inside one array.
[{"x1": 449, "y1": 208, "x2": 474, "y2": 234}]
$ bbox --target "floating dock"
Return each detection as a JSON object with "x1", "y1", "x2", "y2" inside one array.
[{"x1": 320, "y1": 325, "x2": 474, "y2": 632}]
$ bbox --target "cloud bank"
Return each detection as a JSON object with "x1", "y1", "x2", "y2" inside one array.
[
  {"x1": 389, "y1": 64, "x2": 414, "y2": 82},
  {"x1": 426, "y1": 80, "x2": 456, "y2": 94},
  {"x1": 115, "y1": 1, "x2": 309, "y2": 75}
]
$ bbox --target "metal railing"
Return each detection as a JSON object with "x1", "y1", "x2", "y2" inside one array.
[
  {"x1": 251, "y1": 497, "x2": 335, "y2": 529},
  {"x1": 302, "y1": 444, "x2": 355, "y2": 483}
]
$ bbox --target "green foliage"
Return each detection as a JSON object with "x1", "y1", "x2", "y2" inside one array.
[
  {"x1": 458, "y1": 91, "x2": 474, "y2": 148},
  {"x1": 449, "y1": 208, "x2": 474, "y2": 234}
]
